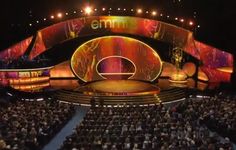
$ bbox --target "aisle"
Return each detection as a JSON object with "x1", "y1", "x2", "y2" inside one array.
[{"x1": 43, "y1": 106, "x2": 89, "y2": 150}]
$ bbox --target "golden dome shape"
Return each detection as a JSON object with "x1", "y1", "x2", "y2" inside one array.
[{"x1": 169, "y1": 70, "x2": 187, "y2": 83}]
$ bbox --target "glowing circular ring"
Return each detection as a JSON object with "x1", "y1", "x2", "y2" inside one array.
[
  {"x1": 71, "y1": 36, "x2": 163, "y2": 82},
  {"x1": 96, "y1": 55, "x2": 137, "y2": 80}
]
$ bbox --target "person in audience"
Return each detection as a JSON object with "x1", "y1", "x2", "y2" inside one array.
[
  {"x1": 0, "y1": 99, "x2": 75, "y2": 150},
  {"x1": 1, "y1": 91, "x2": 235, "y2": 150},
  {"x1": 59, "y1": 92, "x2": 235, "y2": 150}
]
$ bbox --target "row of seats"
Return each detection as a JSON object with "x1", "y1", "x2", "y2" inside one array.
[
  {"x1": 59, "y1": 94, "x2": 235, "y2": 150},
  {"x1": 0, "y1": 99, "x2": 75, "y2": 150}
]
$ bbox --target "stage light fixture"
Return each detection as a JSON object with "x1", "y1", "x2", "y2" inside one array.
[
  {"x1": 50, "y1": 15, "x2": 55, "y2": 19},
  {"x1": 65, "y1": 12, "x2": 68, "y2": 15},
  {"x1": 131, "y1": 9, "x2": 134, "y2": 12},
  {"x1": 73, "y1": 11, "x2": 77, "y2": 14},
  {"x1": 36, "y1": 20, "x2": 39, "y2": 23},
  {"x1": 117, "y1": 8, "x2": 121, "y2": 11},
  {"x1": 167, "y1": 15, "x2": 170, "y2": 18},
  {"x1": 160, "y1": 13, "x2": 163, "y2": 17},
  {"x1": 146, "y1": 11, "x2": 149, "y2": 14},
  {"x1": 151, "y1": 11, "x2": 157, "y2": 16},
  {"x1": 175, "y1": 17, "x2": 178, "y2": 20},
  {"x1": 189, "y1": 21, "x2": 193, "y2": 26},
  {"x1": 137, "y1": 8, "x2": 142, "y2": 14},
  {"x1": 84, "y1": 6, "x2": 92, "y2": 15},
  {"x1": 180, "y1": 18, "x2": 184, "y2": 22},
  {"x1": 29, "y1": 23, "x2": 32, "y2": 26},
  {"x1": 102, "y1": 8, "x2": 106, "y2": 11},
  {"x1": 197, "y1": 25, "x2": 200, "y2": 28},
  {"x1": 43, "y1": 18, "x2": 47, "y2": 21},
  {"x1": 123, "y1": 8, "x2": 126, "y2": 11},
  {"x1": 57, "y1": 13, "x2": 62, "y2": 18}
]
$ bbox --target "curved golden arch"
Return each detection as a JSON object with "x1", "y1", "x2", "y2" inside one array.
[
  {"x1": 39, "y1": 16, "x2": 191, "y2": 38},
  {"x1": 70, "y1": 35, "x2": 163, "y2": 82},
  {"x1": 1, "y1": 16, "x2": 233, "y2": 71},
  {"x1": 27, "y1": 16, "x2": 193, "y2": 60},
  {"x1": 0, "y1": 16, "x2": 232, "y2": 83}
]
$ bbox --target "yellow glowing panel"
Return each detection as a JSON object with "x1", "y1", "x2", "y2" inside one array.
[{"x1": 71, "y1": 36, "x2": 162, "y2": 82}]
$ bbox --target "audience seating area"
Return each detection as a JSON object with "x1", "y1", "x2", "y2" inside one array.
[
  {"x1": 0, "y1": 100, "x2": 75, "y2": 150},
  {"x1": 60, "y1": 94, "x2": 235, "y2": 150},
  {"x1": 0, "y1": 90, "x2": 235, "y2": 150},
  {"x1": 200, "y1": 95, "x2": 236, "y2": 143}
]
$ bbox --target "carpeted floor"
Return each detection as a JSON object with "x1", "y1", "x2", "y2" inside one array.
[{"x1": 43, "y1": 106, "x2": 89, "y2": 150}]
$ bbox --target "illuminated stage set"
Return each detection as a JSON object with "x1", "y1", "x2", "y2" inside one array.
[{"x1": 0, "y1": 16, "x2": 234, "y2": 105}]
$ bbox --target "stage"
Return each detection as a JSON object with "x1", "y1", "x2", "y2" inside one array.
[
  {"x1": 2, "y1": 78, "x2": 222, "y2": 106},
  {"x1": 51, "y1": 79, "x2": 187, "y2": 106},
  {"x1": 75, "y1": 80, "x2": 160, "y2": 96}
]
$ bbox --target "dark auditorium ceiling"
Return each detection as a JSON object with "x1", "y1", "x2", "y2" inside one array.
[{"x1": 0, "y1": 0, "x2": 236, "y2": 53}]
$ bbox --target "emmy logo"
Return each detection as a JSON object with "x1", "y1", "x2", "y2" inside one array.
[{"x1": 91, "y1": 19, "x2": 128, "y2": 29}]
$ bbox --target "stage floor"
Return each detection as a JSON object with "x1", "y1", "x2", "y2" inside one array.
[
  {"x1": 49, "y1": 78, "x2": 217, "y2": 91},
  {"x1": 50, "y1": 79, "x2": 187, "y2": 106},
  {"x1": 74, "y1": 80, "x2": 160, "y2": 96}
]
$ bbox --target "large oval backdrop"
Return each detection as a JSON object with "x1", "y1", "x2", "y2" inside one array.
[{"x1": 71, "y1": 36, "x2": 162, "y2": 82}]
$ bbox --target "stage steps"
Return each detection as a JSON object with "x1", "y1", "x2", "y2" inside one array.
[{"x1": 53, "y1": 87, "x2": 186, "y2": 106}]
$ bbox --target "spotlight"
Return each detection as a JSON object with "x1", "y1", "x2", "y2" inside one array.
[
  {"x1": 167, "y1": 15, "x2": 170, "y2": 18},
  {"x1": 84, "y1": 6, "x2": 92, "y2": 15},
  {"x1": 180, "y1": 18, "x2": 184, "y2": 22},
  {"x1": 29, "y1": 23, "x2": 32, "y2": 26},
  {"x1": 43, "y1": 18, "x2": 47, "y2": 21},
  {"x1": 160, "y1": 13, "x2": 163, "y2": 17},
  {"x1": 131, "y1": 9, "x2": 134, "y2": 12},
  {"x1": 189, "y1": 21, "x2": 194, "y2": 26},
  {"x1": 102, "y1": 8, "x2": 106, "y2": 11},
  {"x1": 94, "y1": 8, "x2": 97, "y2": 11},
  {"x1": 73, "y1": 11, "x2": 77, "y2": 14},
  {"x1": 65, "y1": 12, "x2": 68, "y2": 15},
  {"x1": 57, "y1": 13, "x2": 62, "y2": 18},
  {"x1": 117, "y1": 8, "x2": 121, "y2": 11},
  {"x1": 197, "y1": 25, "x2": 200, "y2": 28},
  {"x1": 36, "y1": 20, "x2": 39, "y2": 23},
  {"x1": 137, "y1": 8, "x2": 142, "y2": 14},
  {"x1": 123, "y1": 8, "x2": 126, "y2": 11},
  {"x1": 146, "y1": 11, "x2": 149, "y2": 14},
  {"x1": 175, "y1": 17, "x2": 178, "y2": 20},
  {"x1": 151, "y1": 11, "x2": 157, "y2": 16},
  {"x1": 50, "y1": 15, "x2": 55, "y2": 19}
]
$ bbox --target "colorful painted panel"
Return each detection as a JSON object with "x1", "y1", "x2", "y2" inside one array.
[
  {"x1": 184, "y1": 33, "x2": 200, "y2": 59},
  {"x1": 29, "y1": 16, "x2": 191, "y2": 59},
  {"x1": 200, "y1": 67, "x2": 231, "y2": 82},
  {"x1": 71, "y1": 36, "x2": 162, "y2": 82},
  {"x1": 195, "y1": 41, "x2": 233, "y2": 68},
  {"x1": 0, "y1": 37, "x2": 33, "y2": 60}
]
